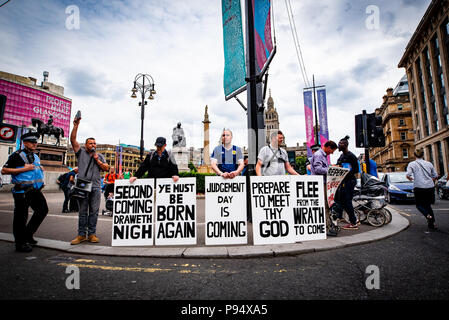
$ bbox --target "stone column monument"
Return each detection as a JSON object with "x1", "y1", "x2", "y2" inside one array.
[
  {"x1": 202, "y1": 105, "x2": 211, "y2": 165},
  {"x1": 198, "y1": 105, "x2": 213, "y2": 173}
]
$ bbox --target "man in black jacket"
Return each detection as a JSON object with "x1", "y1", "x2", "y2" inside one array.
[
  {"x1": 334, "y1": 136, "x2": 359, "y2": 230},
  {"x1": 130, "y1": 137, "x2": 179, "y2": 183}
]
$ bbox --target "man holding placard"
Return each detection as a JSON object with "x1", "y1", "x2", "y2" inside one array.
[
  {"x1": 70, "y1": 116, "x2": 109, "y2": 245},
  {"x1": 210, "y1": 129, "x2": 244, "y2": 179},
  {"x1": 255, "y1": 131, "x2": 299, "y2": 176},
  {"x1": 130, "y1": 137, "x2": 179, "y2": 183},
  {"x1": 310, "y1": 140, "x2": 338, "y2": 236}
]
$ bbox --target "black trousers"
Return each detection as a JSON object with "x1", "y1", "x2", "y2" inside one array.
[{"x1": 12, "y1": 189, "x2": 48, "y2": 245}]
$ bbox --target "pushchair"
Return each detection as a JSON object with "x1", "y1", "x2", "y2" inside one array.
[
  {"x1": 350, "y1": 173, "x2": 391, "y2": 227},
  {"x1": 102, "y1": 183, "x2": 114, "y2": 217}
]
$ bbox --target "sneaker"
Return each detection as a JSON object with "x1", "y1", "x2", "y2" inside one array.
[
  {"x1": 88, "y1": 234, "x2": 99, "y2": 243},
  {"x1": 428, "y1": 223, "x2": 438, "y2": 231},
  {"x1": 16, "y1": 243, "x2": 33, "y2": 253},
  {"x1": 327, "y1": 229, "x2": 338, "y2": 237},
  {"x1": 342, "y1": 224, "x2": 358, "y2": 230},
  {"x1": 70, "y1": 235, "x2": 88, "y2": 245},
  {"x1": 27, "y1": 237, "x2": 38, "y2": 246},
  {"x1": 62, "y1": 209, "x2": 69, "y2": 213}
]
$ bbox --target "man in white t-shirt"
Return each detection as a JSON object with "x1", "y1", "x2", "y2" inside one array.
[
  {"x1": 406, "y1": 148, "x2": 438, "y2": 230},
  {"x1": 255, "y1": 131, "x2": 299, "y2": 176}
]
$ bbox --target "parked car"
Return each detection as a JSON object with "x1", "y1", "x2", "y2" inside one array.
[
  {"x1": 381, "y1": 172, "x2": 415, "y2": 203},
  {"x1": 436, "y1": 174, "x2": 449, "y2": 200}
]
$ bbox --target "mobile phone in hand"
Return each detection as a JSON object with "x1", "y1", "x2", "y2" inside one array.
[{"x1": 75, "y1": 110, "x2": 81, "y2": 120}]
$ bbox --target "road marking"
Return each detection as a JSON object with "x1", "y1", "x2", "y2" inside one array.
[
  {"x1": 57, "y1": 262, "x2": 239, "y2": 275},
  {"x1": 58, "y1": 262, "x2": 172, "y2": 273},
  {"x1": 0, "y1": 210, "x2": 111, "y2": 221}
]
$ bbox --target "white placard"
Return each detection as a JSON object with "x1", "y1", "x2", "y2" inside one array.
[
  {"x1": 205, "y1": 176, "x2": 247, "y2": 245},
  {"x1": 155, "y1": 177, "x2": 197, "y2": 246},
  {"x1": 326, "y1": 166, "x2": 349, "y2": 207},
  {"x1": 112, "y1": 178, "x2": 155, "y2": 246},
  {"x1": 250, "y1": 176, "x2": 296, "y2": 245},
  {"x1": 291, "y1": 175, "x2": 327, "y2": 241}
]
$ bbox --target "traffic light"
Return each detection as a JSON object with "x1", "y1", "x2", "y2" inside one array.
[
  {"x1": 367, "y1": 113, "x2": 385, "y2": 147},
  {"x1": 355, "y1": 114, "x2": 365, "y2": 148}
]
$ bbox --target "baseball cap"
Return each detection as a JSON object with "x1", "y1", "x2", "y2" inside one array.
[{"x1": 155, "y1": 137, "x2": 166, "y2": 147}]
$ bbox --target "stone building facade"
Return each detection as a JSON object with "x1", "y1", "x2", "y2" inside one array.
[
  {"x1": 370, "y1": 78, "x2": 416, "y2": 172},
  {"x1": 398, "y1": 0, "x2": 449, "y2": 175}
]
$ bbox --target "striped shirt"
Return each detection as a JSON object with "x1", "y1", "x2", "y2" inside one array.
[{"x1": 406, "y1": 159, "x2": 437, "y2": 189}]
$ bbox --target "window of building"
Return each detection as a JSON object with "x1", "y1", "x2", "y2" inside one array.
[
  {"x1": 397, "y1": 104, "x2": 403, "y2": 110},
  {"x1": 424, "y1": 47, "x2": 439, "y2": 133},
  {"x1": 437, "y1": 141, "x2": 444, "y2": 175},
  {"x1": 428, "y1": 144, "x2": 434, "y2": 166},
  {"x1": 400, "y1": 132, "x2": 407, "y2": 140},
  {"x1": 402, "y1": 148, "x2": 408, "y2": 159},
  {"x1": 399, "y1": 119, "x2": 405, "y2": 126},
  {"x1": 416, "y1": 58, "x2": 430, "y2": 136}
]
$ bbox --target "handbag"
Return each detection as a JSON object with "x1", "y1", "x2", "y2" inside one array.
[{"x1": 69, "y1": 156, "x2": 94, "y2": 199}]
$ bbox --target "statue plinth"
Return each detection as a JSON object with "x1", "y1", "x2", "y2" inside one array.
[
  {"x1": 37, "y1": 144, "x2": 69, "y2": 172},
  {"x1": 172, "y1": 147, "x2": 190, "y2": 172}
]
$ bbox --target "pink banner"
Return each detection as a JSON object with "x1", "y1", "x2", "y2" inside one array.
[
  {"x1": 0, "y1": 79, "x2": 71, "y2": 135},
  {"x1": 254, "y1": 0, "x2": 274, "y2": 73},
  {"x1": 303, "y1": 90, "x2": 314, "y2": 157}
]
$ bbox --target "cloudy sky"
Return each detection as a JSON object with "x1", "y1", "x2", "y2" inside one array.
[{"x1": 0, "y1": 0, "x2": 431, "y2": 163}]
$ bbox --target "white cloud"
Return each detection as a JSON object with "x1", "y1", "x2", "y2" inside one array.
[{"x1": 0, "y1": 0, "x2": 431, "y2": 164}]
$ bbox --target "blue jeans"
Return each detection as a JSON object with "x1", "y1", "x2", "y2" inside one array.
[
  {"x1": 77, "y1": 187, "x2": 101, "y2": 236},
  {"x1": 334, "y1": 179, "x2": 357, "y2": 225}
]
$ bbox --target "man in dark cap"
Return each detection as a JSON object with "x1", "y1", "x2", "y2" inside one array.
[
  {"x1": 130, "y1": 137, "x2": 179, "y2": 183},
  {"x1": 1, "y1": 130, "x2": 48, "y2": 252},
  {"x1": 334, "y1": 135, "x2": 360, "y2": 230}
]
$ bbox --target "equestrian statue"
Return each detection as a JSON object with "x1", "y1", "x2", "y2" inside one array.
[{"x1": 31, "y1": 115, "x2": 65, "y2": 146}]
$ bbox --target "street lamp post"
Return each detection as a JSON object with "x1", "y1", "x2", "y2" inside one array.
[{"x1": 131, "y1": 73, "x2": 156, "y2": 161}]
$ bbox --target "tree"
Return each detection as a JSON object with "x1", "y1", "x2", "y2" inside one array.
[{"x1": 295, "y1": 156, "x2": 307, "y2": 175}]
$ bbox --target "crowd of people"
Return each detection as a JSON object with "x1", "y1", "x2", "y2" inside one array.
[{"x1": 2, "y1": 123, "x2": 441, "y2": 252}]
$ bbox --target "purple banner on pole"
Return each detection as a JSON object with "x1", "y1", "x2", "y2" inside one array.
[
  {"x1": 317, "y1": 89, "x2": 329, "y2": 147},
  {"x1": 303, "y1": 90, "x2": 314, "y2": 157},
  {"x1": 254, "y1": 0, "x2": 274, "y2": 73}
]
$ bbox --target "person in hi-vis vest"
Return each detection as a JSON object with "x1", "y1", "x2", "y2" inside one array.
[{"x1": 1, "y1": 131, "x2": 48, "y2": 253}]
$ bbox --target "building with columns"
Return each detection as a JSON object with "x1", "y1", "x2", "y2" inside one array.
[
  {"x1": 370, "y1": 77, "x2": 416, "y2": 172},
  {"x1": 398, "y1": 0, "x2": 449, "y2": 175}
]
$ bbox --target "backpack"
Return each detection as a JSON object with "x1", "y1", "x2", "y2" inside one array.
[{"x1": 149, "y1": 150, "x2": 172, "y2": 163}]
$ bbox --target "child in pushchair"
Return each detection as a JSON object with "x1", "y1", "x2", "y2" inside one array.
[
  {"x1": 102, "y1": 183, "x2": 114, "y2": 216},
  {"x1": 329, "y1": 173, "x2": 389, "y2": 234},
  {"x1": 352, "y1": 173, "x2": 391, "y2": 226}
]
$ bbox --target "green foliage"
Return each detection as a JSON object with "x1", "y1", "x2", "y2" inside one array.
[
  {"x1": 178, "y1": 171, "x2": 216, "y2": 194},
  {"x1": 188, "y1": 162, "x2": 198, "y2": 173},
  {"x1": 295, "y1": 156, "x2": 308, "y2": 175}
]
